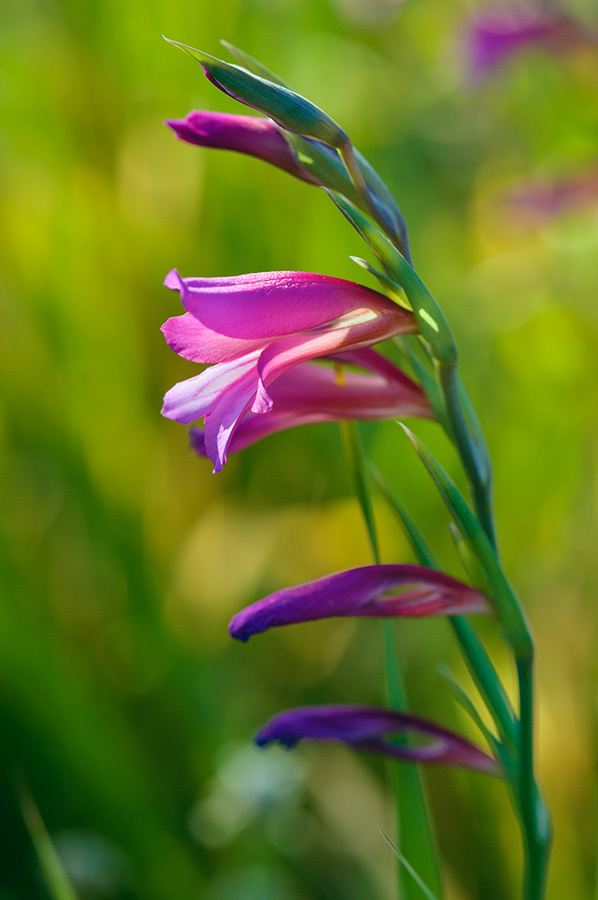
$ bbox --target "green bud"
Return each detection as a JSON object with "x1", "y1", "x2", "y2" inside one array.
[{"x1": 166, "y1": 39, "x2": 350, "y2": 150}]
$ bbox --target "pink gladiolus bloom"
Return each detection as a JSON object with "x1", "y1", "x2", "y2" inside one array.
[
  {"x1": 161, "y1": 270, "x2": 417, "y2": 472},
  {"x1": 189, "y1": 348, "x2": 433, "y2": 458},
  {"x1": 165, "y1": 111, "x2": 319, "y2": 183},
  {"x1": 255, "y1": 705, "x2": 500, "y2": 774},
  {"x1": 229, "y1": 564, "x2": 492, "y2": 641},
  {"x1": 466, "y1": 6, "x2": 593, "y2": 78}
]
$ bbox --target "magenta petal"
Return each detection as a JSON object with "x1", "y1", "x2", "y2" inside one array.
[
  {"x1": 165, "y1": 110, "x2": 318, "y2": 183},
  {"x1": 189, "y1": 354, "x2": 432, "y2": 459},
  {"x1": 165, "y1": 269, "x2": 415, "y2": 345},
  {"x1": 161, "y1": 351, "x2": 260, "y2": 424},
  {"x1": 229, "y1": 564, "x2": 492, "y2": 641},
  {"x1": 255, "y1": 705, "x2": 500, "y2": 774}
]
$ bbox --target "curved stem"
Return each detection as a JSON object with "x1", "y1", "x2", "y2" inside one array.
[
  {"x1": 437, "y1": 361, "x2": 496, "y2": 548},
  {"x1": 517, "y1": 654, "x2": 553, "y2": 899}
]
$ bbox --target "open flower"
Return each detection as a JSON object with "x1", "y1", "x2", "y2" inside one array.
[
  {"x1": 229, "y1": 564, "x2": 492, "y2": 641},
  {"x1": 189, "y1": 348, "x2": 433, "y2": 458},
  {"x1": 162, "y1": 270, "x2": 417, "y2": 471},
  {"x1": 255, "y1": 705, "x2": 500, "y2": 774},
  {"x1": 166, "y1": 111, "x2": 320, "y2": 183}
]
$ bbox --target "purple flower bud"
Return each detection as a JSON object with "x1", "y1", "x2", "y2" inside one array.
[
  {"x1": 255, "y1": 704, "x2": 500, "y2": 774},
  {"x1": 229, "y1": 564, "x2": 492, "y2": 641},
  {"x1": 165, "y1": 111, "x2": 319, "y2": 184}
]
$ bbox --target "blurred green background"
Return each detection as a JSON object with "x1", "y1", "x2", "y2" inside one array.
[{"x1": 2, "y1": 0, "x2": 598, "y2": 897}]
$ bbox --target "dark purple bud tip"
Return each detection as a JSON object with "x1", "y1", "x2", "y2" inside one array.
[{"x1": 254, "y1": 704, "x2": 500, "y2": 774}]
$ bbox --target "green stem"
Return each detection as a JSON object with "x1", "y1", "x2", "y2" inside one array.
[
  {"x1": 517, "y1": 654, "x2": 552, "y2": 899},
  {"x1": 437, "y1": 362, "x2": 496, "y2": 549}
]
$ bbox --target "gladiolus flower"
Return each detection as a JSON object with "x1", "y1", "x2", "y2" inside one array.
[
  {"x1": 465, "y1": 6, "x2": 593, "y2": 78},
  {"x1": 161, "y1": 270, "x2": 417, "y2": 472},
  {"x1": 165, "y1": 111, "x2": 320, "y2": 184},
  {"x1": 229, "y1": 564, "x2": 492, "y2": 641},
  {"x1": 255, "y1": 705, "x2": 500, "y2": 774},
  {"x1": 189, "y1": 348, "x2": 433, "y2": 458}
]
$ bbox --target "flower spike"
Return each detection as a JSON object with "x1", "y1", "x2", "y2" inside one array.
[{"x1": 255, "y1": 705, "x2": 500, "y2": 774}]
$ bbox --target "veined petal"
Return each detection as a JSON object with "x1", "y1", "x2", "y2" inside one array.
[
  {"x1": 161, "y1": 351, "x2": 260, "y2": 424},
  {"x1": 229, "y1": 564, "x2": 492, "y2": 641},
  {"x1": 255, "y1": 705, "x2": 500, "y2": 774}
]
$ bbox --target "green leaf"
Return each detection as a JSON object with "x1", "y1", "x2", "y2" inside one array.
[
  {"x1": 380, "y1": 828, "x2": 441, "y2": 900},
  {"x1": 340, "y1": 421, "x2": 379, "y2": 562},
  {"x1": 327, "y1": 193, "x2": 456, "y2": 365},
  {"x1": 340, "y1": 426, "x2": 443, "y2": 900},
  {"x1": 437, "y1": 663, "x2": 499, "y2": 751},
  {"x1": 165, "y1": 39, "x2": 350, "y2": 149},
  {"x1": 16, "y1": 777, "x2": 78, "y2": 900}
]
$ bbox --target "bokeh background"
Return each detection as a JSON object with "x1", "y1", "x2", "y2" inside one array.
[{"x1": 2, "y1": 0, "x2": 598, "y2": 897}]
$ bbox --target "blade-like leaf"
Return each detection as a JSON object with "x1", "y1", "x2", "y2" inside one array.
[
  {"x1": 380, "y1": 829, "x2": 440, "y2": 900},
  {"x1": 16, "y1": 777, "x2": 78, "y2": 900}
]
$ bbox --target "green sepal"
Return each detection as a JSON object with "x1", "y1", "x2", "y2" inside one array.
[
  {"x1": 327, "y1": 192, "x2": 457, "y2": 365},
  {"x1": 280, "y1": 130, "x2": 363, "y2": 203},
  {"x1": 165, "y1": 39, "x2": 350, "y2": 149},
  {"x1": 220, "y1": 40, "x2": 290, "y2": 87},
  {"x1": 401, "y1": 425, "x2": 532, "y2": 659},
  {"x1": 437, "y1": 663, "x2": 500, "y2": 750},
  {"x1": 449, "y1": 522, "x2": 492, "y2": 595},
  {"x1": 351, "y1": 148, "x2": 411, "y2": 260},
  {"x1": 394, "y1": 336, "x2": 447, "y2": 429},
  {"x1": 350, "y1": 256, "x2": 407, "y2": 302}
]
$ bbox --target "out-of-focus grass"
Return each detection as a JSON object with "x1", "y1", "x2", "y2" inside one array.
[{"x1": 1, "y1": 0, "x2": 597, "y2": 896}]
